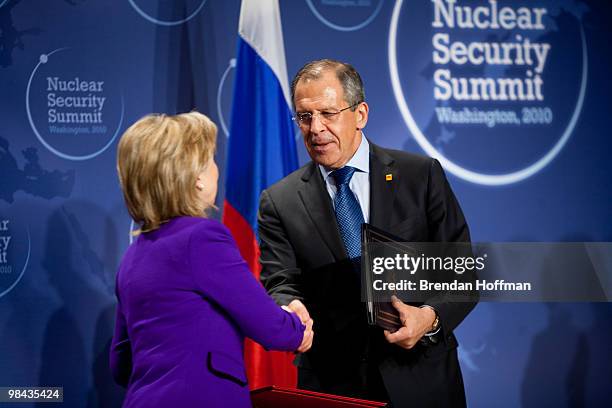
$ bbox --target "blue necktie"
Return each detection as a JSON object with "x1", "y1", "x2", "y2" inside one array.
[{"x1": 331, "y1": 166, "x2": 365, "y2": 260}]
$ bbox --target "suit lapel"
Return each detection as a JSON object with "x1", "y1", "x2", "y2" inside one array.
[
  {"x1": 369, "y1": 143, "x2": 396, "y2": 232},
  {"x1": 298, "y1": 162, "x2": 347, "y2": 260}
]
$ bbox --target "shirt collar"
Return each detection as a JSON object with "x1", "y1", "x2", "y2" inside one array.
[{"x1": 319, "y1": 135, "x2": 370, "y2": 182}]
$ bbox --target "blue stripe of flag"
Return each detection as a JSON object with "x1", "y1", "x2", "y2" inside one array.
[{"x1": 225, "y1": 37, "x2": 298, "y2": 232}]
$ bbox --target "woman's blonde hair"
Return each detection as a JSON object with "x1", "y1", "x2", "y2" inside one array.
[{"x1": 117, "y1": 111, "x2": 217, "y2": 233}]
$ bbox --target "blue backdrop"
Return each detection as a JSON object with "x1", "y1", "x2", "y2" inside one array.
[{"x1": 1, "y1": 0, "x2": 611, "y2": 406}]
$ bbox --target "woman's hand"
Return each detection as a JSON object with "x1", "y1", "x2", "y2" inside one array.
[{"x1": 282, "y1": 304, "x2": 314, "y2": 353}]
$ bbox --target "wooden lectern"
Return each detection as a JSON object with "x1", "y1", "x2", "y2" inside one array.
[{"x1": 251, "y1": 386, "x2": 388, "y2": 408}]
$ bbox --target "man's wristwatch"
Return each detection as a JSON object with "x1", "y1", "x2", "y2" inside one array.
[{"x1": 420, "y1": 305, "x2": 441, "y2": 337}]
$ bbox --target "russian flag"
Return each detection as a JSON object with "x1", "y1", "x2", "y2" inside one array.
[{"x1": 222, "y1": 0, "x2": 299, "y2": 389}]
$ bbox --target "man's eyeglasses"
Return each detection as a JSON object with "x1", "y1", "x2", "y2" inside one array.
[{"x1": 292, "y1": 103, "x2": 360, "y2": 126}]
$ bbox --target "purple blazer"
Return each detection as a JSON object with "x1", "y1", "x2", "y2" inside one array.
[{"x1": 110, "y1": 217, "x2": 304, "y2": 407}]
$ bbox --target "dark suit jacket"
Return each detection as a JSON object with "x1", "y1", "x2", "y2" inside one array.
[{"x1": 258, "y1": 143, "x2": 478, "y2": 407}]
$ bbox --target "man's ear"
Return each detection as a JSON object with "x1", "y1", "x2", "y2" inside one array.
[{"x1": 356, "y1": 102, "x2": 369, "y2": 130}]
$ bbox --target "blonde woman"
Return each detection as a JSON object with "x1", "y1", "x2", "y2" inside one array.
[{"x1": 110, "y1": 112, "x2": 312, "y2": 407}]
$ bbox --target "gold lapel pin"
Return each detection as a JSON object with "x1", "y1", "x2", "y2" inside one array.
[{"x1": 385, "y1": 174, "x2": 393, "y2": 181}]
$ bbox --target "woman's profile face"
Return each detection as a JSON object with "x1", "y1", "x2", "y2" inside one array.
[{"x1": 197, "y1": 159, "x2": 219, "y2": 208}]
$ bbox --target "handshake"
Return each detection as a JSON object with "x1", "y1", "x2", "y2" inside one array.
[
  {"x1": 282, "y1": 296, "x2": 438, "y2": 353},
  {"x1": 281, "y1": 299, "x2": 314, "y2": 353}
]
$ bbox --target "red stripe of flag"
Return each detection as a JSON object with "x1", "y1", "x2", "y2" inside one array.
[{"x1": 222, "y1": 200, "x2": 297, "y2": 389}]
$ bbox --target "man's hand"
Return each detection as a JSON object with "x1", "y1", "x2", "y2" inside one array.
[
  {"x1": 286, "y1": 299, "x2": 311, "y2": 325},
  {"x1": 283, "y1": 299, "x2": 314, "y2": 353},
  {"x1": 384, "y1": 296, "x2": 436, "y2": 350}
]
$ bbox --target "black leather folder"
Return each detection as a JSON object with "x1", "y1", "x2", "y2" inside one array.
[{"x1": 361, "y1": 223, "x2": 416, "y2": 333}]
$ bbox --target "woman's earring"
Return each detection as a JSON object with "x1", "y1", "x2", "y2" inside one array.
[{"x1": 196, "y1": 183, "x2": 204, "y2": 191}]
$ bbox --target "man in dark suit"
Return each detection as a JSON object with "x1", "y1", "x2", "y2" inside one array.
[{"x1": 258, "y1": 59, "x2": 478, "y2": 407}]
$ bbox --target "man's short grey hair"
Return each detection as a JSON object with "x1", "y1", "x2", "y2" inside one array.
[{"x1": 290, "y1": 59, "x2": 365, "y2": 110}]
